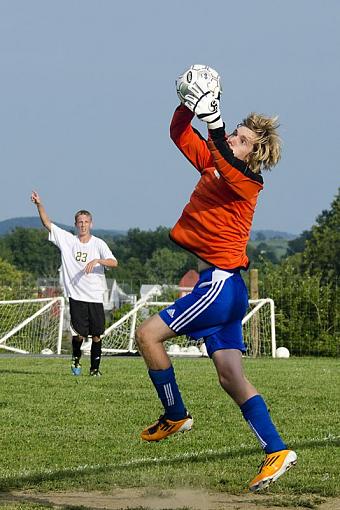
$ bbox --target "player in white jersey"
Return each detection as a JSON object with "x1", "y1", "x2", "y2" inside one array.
[{"x1": 31, "y1": 191, "x2": 118, "y2": 376}]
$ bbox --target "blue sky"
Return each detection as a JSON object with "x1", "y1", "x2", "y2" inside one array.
[{"x1": 0, "y1": 0, "x2": 339, "y2": 235}]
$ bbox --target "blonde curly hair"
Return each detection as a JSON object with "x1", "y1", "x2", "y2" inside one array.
[{"x1": 241, "y1": 113, "x2": 281, "y2": 173}]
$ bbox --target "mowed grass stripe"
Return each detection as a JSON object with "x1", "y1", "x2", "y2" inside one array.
[{"x1": 3, "y1": 431, "x2": 339, "y2": 477}]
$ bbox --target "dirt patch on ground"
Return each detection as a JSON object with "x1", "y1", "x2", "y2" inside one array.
[{"x1": 0, "y1": 489, "x2": 340, "y2": 510}]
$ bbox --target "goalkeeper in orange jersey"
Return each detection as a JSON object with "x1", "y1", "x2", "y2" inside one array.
[{"x1": 135, "y1": 65, "x2": 297, "y2": 492}]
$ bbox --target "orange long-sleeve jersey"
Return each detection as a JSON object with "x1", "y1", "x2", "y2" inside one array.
[{"x1": 169, "y1": 104, "x2": 264, "y2": 270}]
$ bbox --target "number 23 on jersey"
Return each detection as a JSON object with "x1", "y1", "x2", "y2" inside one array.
[{"x1": 75, "y1": 251, "x2": 88, "y2": 262}]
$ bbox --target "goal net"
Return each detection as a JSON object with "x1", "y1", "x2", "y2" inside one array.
[
  {"x1": 0, "y1": 297, "x2": 65, "y2": 354},
  {"x1": 102, "y1": 290, "x2": 276, "y2": 357}
]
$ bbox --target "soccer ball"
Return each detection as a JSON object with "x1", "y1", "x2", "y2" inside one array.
[
  {"x1": 275, "y1": 346, "x2": 290, "y2": 359},
  {"x1": 199, "y1": 343, "x2": 208, "y2": 357},
  {"x1": 187, "y1": 345, "x2": 201, "y2": 356},
  {"x1": 168, "y1": 343, "x2": 181, "y2": 355},
  {"x1": 41, "y1": 348, "x2": 54, "y2": 355},
  {"x1": 176, "y1": 64, "x2": 222, "y2": 104}
]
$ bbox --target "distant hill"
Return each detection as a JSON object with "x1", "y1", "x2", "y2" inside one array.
[
  {"x1": 0, "y1": 217, "x2": 297, "y2": 241},
  {"x1": 249, "y1": 229, "x2": 297, "y2": 241},
  {"x1": 0, "y1": 217, "x2": 125, "y2": 238}
]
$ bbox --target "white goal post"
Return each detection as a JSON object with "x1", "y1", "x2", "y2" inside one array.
[
  {"x1": 102, "y1": 289, "x2": 276, "y2": 358},
  {"x1": 0, "y1": 297, "x2": 65, "y2": 354},
  {"x1": 242, "y1": 298, "x2": 276, "y2": 357}
]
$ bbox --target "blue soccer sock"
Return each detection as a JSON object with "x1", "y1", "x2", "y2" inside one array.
[
  {"x1": 148, "y1": 365, "x2": 187, "y2": 421},
  {"x1": 240, "y1": 395, "x2": 287, "y2": 454}
]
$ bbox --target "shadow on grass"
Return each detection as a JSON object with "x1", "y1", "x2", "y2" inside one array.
[{"x1": 0, "y1": 436, "x2": 339, "y2": 493}]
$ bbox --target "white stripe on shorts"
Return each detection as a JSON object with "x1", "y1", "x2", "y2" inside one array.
[{"x1": 169, "y1": 279, "x2": 225, "y2": 332}]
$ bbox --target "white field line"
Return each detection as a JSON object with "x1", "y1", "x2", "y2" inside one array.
[{"x1": 2, "y1": 433, "x2": 339, "y2": 480}]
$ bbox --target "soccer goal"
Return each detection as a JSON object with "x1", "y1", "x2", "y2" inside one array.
[
  {"x1": 102, "y1": 290, "x2": 276, "y2": 357},
  {"x1": 0, "y1": 297, "x2": 65, "y2": 354}
]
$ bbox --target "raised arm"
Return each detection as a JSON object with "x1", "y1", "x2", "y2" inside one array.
[
  {"x1": 170, "y1": 104, "x2": 213, "y2": 172},
  {"x1": 31, "y1": 191, "x2": 52, "y2": 232}
]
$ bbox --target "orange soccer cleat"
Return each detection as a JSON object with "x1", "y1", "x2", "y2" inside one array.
[
  {"x1": 249, "y1": 449, "x2": 297, "y2": 492},
  {"x1": 141, "y1": 414, "x2": 193, "y2": 442}
]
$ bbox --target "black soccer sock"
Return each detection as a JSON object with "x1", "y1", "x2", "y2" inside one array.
[
  {"x1": 90, "y1": 339, "x2": 102, "y2": 370},
  {"x1": 72, "y1": 336, "x2": 83, "y2": 360}
]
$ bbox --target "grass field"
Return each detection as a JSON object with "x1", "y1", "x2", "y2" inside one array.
[{"x1": 0, "y1": 355, "x2": 339, "y2": 509}]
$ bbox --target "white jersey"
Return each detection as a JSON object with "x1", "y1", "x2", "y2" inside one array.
[{"x1": 49, "y1": 223, "x2": 116, "y2": 303}]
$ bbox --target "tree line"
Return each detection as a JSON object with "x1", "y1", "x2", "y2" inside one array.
[
  {"x1": 0, "y1": 226, "x2": 284, "y2": 293},
  {"x1": 0, "y1": 188, "x2": 338, "y2": 356}
]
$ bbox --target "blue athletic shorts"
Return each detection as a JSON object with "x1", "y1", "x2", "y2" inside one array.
[{"x1": 159, "y1": 267, "x2": 248, "y2": 357}]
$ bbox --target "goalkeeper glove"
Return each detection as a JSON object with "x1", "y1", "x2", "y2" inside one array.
[
  {"x1": 176, "y1": 70, "x2": 213, "y2": 109},
  {"x1": 188, "y1": 92, "x2": 223, "y2": 130}
]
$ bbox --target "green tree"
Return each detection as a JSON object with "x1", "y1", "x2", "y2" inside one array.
[
  {"x1": 144, "y1": 248, "x2": 190, "y2": 284},
  {"x1": 255, "y1": 231, "x2": 266, "y2": 241},
  {"x1": 254, "y1": 242, "x2": 278, "y2": 264},
  {"x1": 301, "y1": 189, "x2": 340, "y2": 284},
  {"x1": 106, "y1": 227, "x2": 198, "y2": 292},
  {"x1": 107, "y1": 256, "x2": 146, "y2": 294},
  {"x1": 259, "y1": 258, "x2": 338, "y2": 356},
  {"x1": 112, "y1": 227, "x2": 172, "y2": 263},
  {"x1": 286, "y1": 230, "x2": 312, "y2": 255},
  {"x1": 0, "y1": 238, "x2": 13, "y2": 263},
  {"x1": 0, "y1": 258, "x2": 35, "y2": 299},
  {"x1": 247, "y1": 242, "x2": 278, "y2": 266},
  {"x1": 2, "y1": 228, "x2": 60, "y2": 277},
  {"x1": 255, "y1": 190, "x2": 340, "y2": 357}
]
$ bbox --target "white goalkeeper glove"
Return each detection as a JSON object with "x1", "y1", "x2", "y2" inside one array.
[{"x1": 187, "y1": 92, "x2": 223, "y2": 130}]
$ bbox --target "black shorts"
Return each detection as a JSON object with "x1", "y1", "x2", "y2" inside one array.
[{"x1": 69, "y1": 297, "x2": 105, "y2": 338}]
